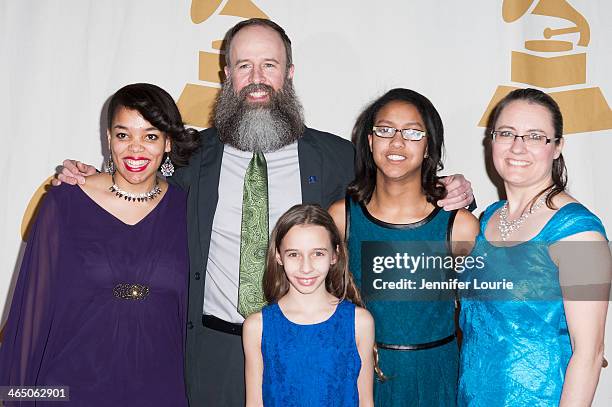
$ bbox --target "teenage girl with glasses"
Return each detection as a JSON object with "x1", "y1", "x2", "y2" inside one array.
[{"x1": 329, "y1": 88, "x2": 479, "y2": 406}]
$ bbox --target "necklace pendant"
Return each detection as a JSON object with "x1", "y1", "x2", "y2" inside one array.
[
  {"x1": 497, "y1": 194, "x2": 547, "y2": 241},
  {"x1": 109, "y1": 176, "x2": 162, "y2": 203}
]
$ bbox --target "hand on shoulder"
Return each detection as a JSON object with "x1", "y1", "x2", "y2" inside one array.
[
  {"x1": 437, "y1": 174, "x2": 474, "y2": 211},
  {"x1": 52, "y1": 159, "x2": 97, "y2": 186}
]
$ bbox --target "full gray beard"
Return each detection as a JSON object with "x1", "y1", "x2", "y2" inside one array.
[{"x1": 213, "y1": 78, "x2": 305, "y2": 153}]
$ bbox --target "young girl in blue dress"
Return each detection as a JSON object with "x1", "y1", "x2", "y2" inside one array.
[
  {"x1": 329, "y1": 88, "x2": 479, "y2": 406},
  {"x1": 242, "y1": 204, "x2": 375, "y2": 407}
]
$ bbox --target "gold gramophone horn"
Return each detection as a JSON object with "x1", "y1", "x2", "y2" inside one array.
[
  {"x1": 502, "y1": 0, "x2": 536, "y2": 22},
  {"x1": 191, "y1": 0, "x2": 267, "y2": 24},
  {"x1": 191, "y1": 0, "x2": 223, "y2": 24}
]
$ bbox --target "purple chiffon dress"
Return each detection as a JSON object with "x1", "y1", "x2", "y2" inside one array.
[{"x1": 0, "y1": 183, "x2": 189, "y2": 406}]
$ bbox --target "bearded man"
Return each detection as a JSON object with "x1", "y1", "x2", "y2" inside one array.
[
  {"x1": 56, "y1": 18, "x2": 473, "y2": 406},
  {"x1": 176, "y1": 19, "x2": 358, "y2": 406}
]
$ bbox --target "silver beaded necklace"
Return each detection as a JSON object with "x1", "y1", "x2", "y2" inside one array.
[
  {"x1": 109, "y1": 175, "x2": 162, "y2": 203},
  {"x1": 498, "y1": 194, "x2": 547, "y2": 241}
]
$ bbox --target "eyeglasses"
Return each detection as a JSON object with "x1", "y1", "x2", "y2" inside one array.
[
  {"x1": 490, "y1": 130, "x2": 559, "y2": 146},
  {"x1": 372, "y1": 126, "x2": 426, "y2": 141}
]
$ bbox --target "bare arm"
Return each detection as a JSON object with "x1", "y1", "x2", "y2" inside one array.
[
  {"x1": 553, "y1": 231, "x2": 611, "y2": 406},
  {"x1": 328, "y1": 199, "x2": 347, "y2": 241},
  {"x1": 450, "y1": 209, "x2": 479, "y2": 257},
  {"x1": 355, "y1": 306, "x2": 375, "y2": 407},
  {"x1": 243, "y1": 312, "x2": 264, "y2": 407},
  {"x1": 437, "y1": 174, "x2": 474, "y2": 211}
]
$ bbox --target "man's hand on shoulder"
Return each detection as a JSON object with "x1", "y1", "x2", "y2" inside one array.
[
  {"x1": 437, "y1": 174, "x2": 474, "y2": 211},
  {"x1": 52, "y1": 159, "x2": 97, "y2": 186}
]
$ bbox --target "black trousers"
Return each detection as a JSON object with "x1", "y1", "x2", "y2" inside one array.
[{"x1": 187, "y1": 325, "x2": 245, "y2": 407}]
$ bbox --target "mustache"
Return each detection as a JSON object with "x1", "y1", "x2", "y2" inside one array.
[{"x1": 238, "y1": 83, "x2": 276, "y2": 101}]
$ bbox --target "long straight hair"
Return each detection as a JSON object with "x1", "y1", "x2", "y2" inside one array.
[
  {"x1": 263, "y1": 204, "x2": 386, "y2": 380},
  {"x1": 263, "y1": 204, "x2": 362, "y2": 306}
]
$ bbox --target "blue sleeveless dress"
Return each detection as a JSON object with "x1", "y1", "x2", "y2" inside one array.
[
  {"x1": 458, "y1": 201, "x2": 607, "y2": 406},
  {"x1": 261, "y1": 300, "x2": 361, "y2": 407},
  {"x1": 347, "y1": 197, "x2": 459, "y2": 407}
]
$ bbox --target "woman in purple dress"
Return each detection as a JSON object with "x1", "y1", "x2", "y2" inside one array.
[{"x1": 0, "y1": 83, "x2": 199, "y2": 406}]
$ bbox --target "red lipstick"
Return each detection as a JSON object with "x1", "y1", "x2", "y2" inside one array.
[{"x1": 123, "y1": 156, "x2": 151, "y2": 172}]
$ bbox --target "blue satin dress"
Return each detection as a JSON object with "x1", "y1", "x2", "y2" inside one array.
[{"x1": 458, "y1": 201, "x2": 607, "y2": 406}]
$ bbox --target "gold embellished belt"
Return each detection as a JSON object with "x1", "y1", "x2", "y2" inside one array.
[{"x1": 113, "y1": 283, "x2": 150, "y2": 300}]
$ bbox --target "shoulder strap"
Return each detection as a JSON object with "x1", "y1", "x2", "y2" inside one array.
[
  {"x1": 344, "y1": 194, "x2": 352, "y2": 242},
  {"x1": 539, "y1": 203, "x2": 607, "y2": 242},
  {"x1": 480, "y1": 201, "x2": 505, "y2": 235},
  {"x1": 445, "y1": 209, "x2": 459, "y2": 255}
]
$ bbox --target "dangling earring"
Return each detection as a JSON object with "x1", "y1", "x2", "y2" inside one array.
[
  {"x1": 105, "y1": 153, "x2": 115, "y2": 174},
  {"x1": 424, "y1": 152, "x2": 429, "y2": 159},
  {"x1": 160, "y1": 155, "x2": 175, "y2": 177}
]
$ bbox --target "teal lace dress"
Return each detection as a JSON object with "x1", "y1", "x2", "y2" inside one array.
[
  {"x1": 458, "y1": 201, "x2": 607, "y2": 406},
  {"x1": 347, "y1": 197, "x2": 459, "y2": 407}
]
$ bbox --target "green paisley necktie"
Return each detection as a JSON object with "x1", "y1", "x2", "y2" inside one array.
[{"x1": 238, "y1": 152, "x2": 268, "y2": 317}]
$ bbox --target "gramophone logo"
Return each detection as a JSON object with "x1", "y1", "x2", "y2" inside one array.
[
  {"x1": 479, "y1": 0, "x2": 612, "y2": 134},
  {"x1": 177, "y1": 0, "x2": 268, "y2": 128}
]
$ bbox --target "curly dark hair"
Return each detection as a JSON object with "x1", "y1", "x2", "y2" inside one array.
[
  {"x1": 348, "y1": 88, "x2": 446, "y2": 204},
  {"x1": 107, "y1": 83, "x2": 200, "y2": 167}
]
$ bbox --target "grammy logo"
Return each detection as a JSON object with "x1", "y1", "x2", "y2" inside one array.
[
  {"x1": 479, "y1": 0, "x2": 612, "y2": 134},
  {"x1": 177, "y1": 0, "x2": 268, "y2": 128}
]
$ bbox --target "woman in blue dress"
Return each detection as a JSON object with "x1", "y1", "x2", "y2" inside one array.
[
  {"x1": 329, "y1": 88, "x2": 479, "y2": 406},
  {"x1": 458, "y1": 88, "x2": 610, "y2": 406}
]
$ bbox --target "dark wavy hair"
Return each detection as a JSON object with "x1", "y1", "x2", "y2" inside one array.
[
  {"x1": 107, "y1": 83, "x2": 200, "y2": 167},
  {"x1": 348, "y1": 88, "x2": 446, "y2": 204},
  {"x1": 486, "y1": 88, "x2": 567, "y2": 209},
  {"x1": 223, "y1": 18, "x2": 292, "y2": 69}
]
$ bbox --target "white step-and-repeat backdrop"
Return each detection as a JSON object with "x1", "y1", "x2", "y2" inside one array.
[{"x1": 1, "y1": 0, "x2": 611, "y2": 403}]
